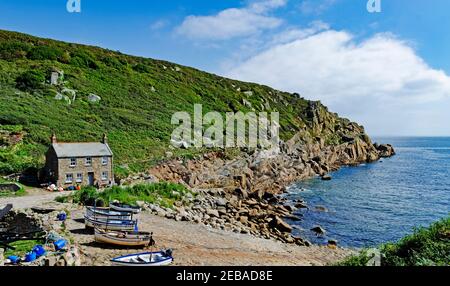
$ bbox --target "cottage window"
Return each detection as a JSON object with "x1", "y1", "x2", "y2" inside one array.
[
  {"x1": 65, "y1": 173, "x2": 73, "y2": 183},
  {"x1": 76, "y1": 173, "x2": 83, "y2": 183},
  {"x1": 102, "y1": 156, "x2": 108, "y2": 165},
  {"x1": 85, "y1": 157, "x2": 92, "y2": 166},
  {"x1": 70, "y1": 158, "x2": 77, "y2": 167},
  {"x1": 101, "y1": 171, "x2": 108, "y2": 181}
]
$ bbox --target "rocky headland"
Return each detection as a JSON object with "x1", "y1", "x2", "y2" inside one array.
[{"x1": 127, "y1": 102, "x2": 396, "y2": 246}]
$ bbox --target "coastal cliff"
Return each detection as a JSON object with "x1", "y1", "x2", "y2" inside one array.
[
  {"x1": 150, "y1": 101, "x2": 395, "y2": 195},
  {"x1": 143, "y1": 102, "x2": 395, "y2": 245}
]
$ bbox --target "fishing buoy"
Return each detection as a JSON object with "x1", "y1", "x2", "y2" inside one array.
[
  {"x1": 7, "y1": 255, "x2": 20, "y2": 264},
  {"x1": 54, "y1": 239, "x2": 67, "y2": 251},
  {"x1": 32, "y1": 245, "x2": 46, "y2": 257},
  {"x1": 24, "y1": 251, "x2": 37, "y2": 262},
  {"x1": 57, "y1": 212, "x2": 67, "y2": 221}
]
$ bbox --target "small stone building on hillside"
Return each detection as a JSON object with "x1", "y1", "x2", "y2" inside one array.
[{"x1": 44, "y1": 134, "x2": 114, "y2": 187}]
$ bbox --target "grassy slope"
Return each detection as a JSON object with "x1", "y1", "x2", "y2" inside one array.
[
  {"x1": 337, "y1": 217, "x2": 450, "y2": 266},
  {"x1": 0, "y1": 29, "x2": 346, "y2": 176}
]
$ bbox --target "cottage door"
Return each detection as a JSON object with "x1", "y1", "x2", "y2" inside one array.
[{"x1": 88, "y1": 172, "x2": 95, "y2": 186}]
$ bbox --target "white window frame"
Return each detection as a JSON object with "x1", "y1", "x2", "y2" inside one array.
[
  {"x1": 70, "y1": 158, "x2": 77, "y2": 167},
  {"x1": 76, "y1": 173, "x2": 83, "y2": 183},
  {"x1": 101, "y1": 171, "x2": 108, "y2": 181},
  {"x1": 65, "y1": 173, "x2": 73, "y2": 184},
  {"x1": 85, "y1": 157, "x2": 92, "y2": 166},
  {"x1": 102, "y1": 156, "x2": 108, "y2": 166}
]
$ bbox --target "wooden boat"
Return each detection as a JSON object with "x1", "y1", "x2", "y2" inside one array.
[
  {"x1": 84, "y1": 215, "x2": 137, "y2": 231},
  {"x1": 85, "y1": 206, "x2": 132, "y2": 220},
  {"x1": 94, "y1": 228, "x2": 152, "y2": 247},
  {"x1": 110, "y1": 202, "x2": 141, "y2": 214},
  {"x1": 111, "y1": 250, "x2": 173, "y2": 266}
]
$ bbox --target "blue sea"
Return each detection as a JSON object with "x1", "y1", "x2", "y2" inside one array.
[{"x1": 286, "y1": 137, "x2": 450, "y2": 248}]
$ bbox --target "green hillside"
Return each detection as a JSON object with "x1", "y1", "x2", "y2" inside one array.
[
  {"x1": 0, "y1": 29, "x2": 354, "y2": 177},
  {"x1": 337, "y1": 217, "x2": 450, "y2": 266}
]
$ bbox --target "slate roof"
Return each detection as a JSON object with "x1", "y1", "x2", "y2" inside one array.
[{"x1": 52, "y1": 142, "x2": 113, "y2": 158}]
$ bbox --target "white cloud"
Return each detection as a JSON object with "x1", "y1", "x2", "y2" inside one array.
[
  {"x1": 298, "y1": 0, "x2": 337, "y2": 15},
  {"x1": 175, "y1": 0, "x2": 286, "y2": 40},
  {"x1": 269, "y1": 21, "x2": 329, "y2": 45},
  {"x1": 225, "y1": 30, "x2": 450, "y2": 136},
  {"x1": 250, "y1": 0, "x2": 287, "y2": 13},
  {"x1": 150, "y1": 20, "x2": 169, "y2": 31}
]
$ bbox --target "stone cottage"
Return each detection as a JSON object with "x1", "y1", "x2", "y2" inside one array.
[{"x1": 44, "y1": 134, "x2": 114, "y2": 187}]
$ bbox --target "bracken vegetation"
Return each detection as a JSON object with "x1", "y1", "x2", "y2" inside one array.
[{"x1": 0, "y1": 29, "x2": 353, "y2": 176}]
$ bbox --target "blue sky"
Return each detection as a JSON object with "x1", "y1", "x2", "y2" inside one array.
[{"x1": 1, "y1": 0, "x2": 450, "y2": 136}]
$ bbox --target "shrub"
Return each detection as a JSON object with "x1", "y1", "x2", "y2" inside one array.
[
  {"x1": 335, "y1": 250, "x2": 373, "y2": 266},
  {"x1": 69, "y1": 50, "x2": 99, "y2": 69},
  {"x1": 102, "y1": 56, "x2": 124, "y2": 70},
  {"x1": 133, "y1": 63, "x2": 151, "y2": 73},
  {"x1": 380, "y1": 217, "x2": 450, "y2": 266},
  {"x1": 0, "y1": 41, "x2": 31, "y2": 60},
  {"x1": 27, "y1": 45, "x2": 63, "y2": 61},
  {"x1": 73, "y1": 186, "x2": 98, "y2": 205},
  {"x1": 58, "y1": 182, "x2": 194, "y2": 209},
  {"x1": 15, "y1": 70, "x2": 45, "y2": 91}
]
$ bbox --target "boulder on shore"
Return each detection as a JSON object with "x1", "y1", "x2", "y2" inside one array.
[
  {"x1": 270, "y1": 216, "x2": 293, "y2": 233},
  {"x1": 311, "y1": 225, "x2": 326, "y2": 235},
  {"x1": 375, "y1": 143, "x2": 396, "y2": 157},
  {"x1": 328, "y1": 239, "x2": 338, "y2": 248},
  {"x1": 314, "y1": 206, "x2": 328, "y2": 212},
  {"x1": 321, "y1": 174, "x2": 332, "y2": 181}
]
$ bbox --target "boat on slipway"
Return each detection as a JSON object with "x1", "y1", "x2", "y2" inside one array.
[
  {"x1": 94, "y1": 228, "x2": 153, "y2": 247},
  {"x1": 84, "y1": 215, "x2": 137, "y2": 231},
  {"x1": 85, "y1": 206, "x2": 133, "y2": 220},
  {"x1": 109, "y1": 202, "x2": 141, "y2": 214}
]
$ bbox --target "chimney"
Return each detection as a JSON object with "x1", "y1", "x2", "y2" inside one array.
[
  {"x1": 102, "y1": 133, "x2": 108, "y2": 144},
  {"x1": 51, "y1": 133, "x2": 57, "y2": 144}
]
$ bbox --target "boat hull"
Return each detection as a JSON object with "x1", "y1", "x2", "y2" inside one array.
[
  {"x1": 110, "y1": 204, "x2": 141, "y2": 214},
  {"x1": 111, "y1": 251, "x2": 173, "y2": 266},
  {"x1": 85, "y1": 207, "x2": 132, "y2": 220},
  {"x1": 94, "y1": 229, "x2": 151, "y2": 247},
  {"x1": 85, "y1": 215, "x2": 136, "y2": 231}
]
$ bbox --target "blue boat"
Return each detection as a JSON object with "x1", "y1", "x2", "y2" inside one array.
[
  {"x1": 85, "y1": 206, "x2": 133, "y2": 220},
  {"x1": 84, "y1": 215, "x2": 137, "y2": 231}
]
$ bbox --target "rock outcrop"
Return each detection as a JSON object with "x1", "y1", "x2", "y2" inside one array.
[
  {"x1": 142, "y1": 102, "x2": 395, "y2": 245},
  {"x1": 149, "y1": 102, "x2": 395, "y2": 197}
]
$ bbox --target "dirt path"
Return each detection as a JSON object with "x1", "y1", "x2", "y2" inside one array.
[{"x1": 0, "y1": 189, "x2": 73, "y2": 210}]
